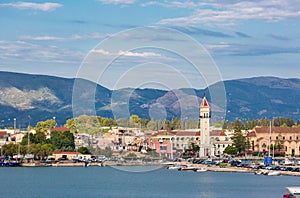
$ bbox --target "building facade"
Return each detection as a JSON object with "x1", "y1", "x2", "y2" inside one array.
[{"x1": 248, "y1": 126, "x2": 300, "y2": 156}]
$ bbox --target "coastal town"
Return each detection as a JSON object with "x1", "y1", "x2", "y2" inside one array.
[{"x1": 1, "y1": 97, "x2": 300, "y2": 175}]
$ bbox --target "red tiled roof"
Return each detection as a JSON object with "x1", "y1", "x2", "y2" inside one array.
[
  {"x1": 254, "y1": 127, "x2": 300, "y2": 134},
  {"x1": 0, "y1": 131, "x2": 7, "y2": 136},
  {"x1": 53, "y1": 152, "x2": 79, "y2": 155},
  {"x1": 219, "y1": 131, "x2": 227, "y2": 136},
  {"x1": 151, "y1": 131, "x2": 176, "y2": 136},
  {"x1": 51, "y1": 127, "x2": 70, "y2": 132},
  {"x1": 201, "y1": 97, "x2": 209, "y2": 107},
  {"x1": 247, "y1": 131, "x2": 256, "y2": 137},
  {"x1": 173, "y1": 131, "x2": 200, "y2": 136},
  {"x1": 210, "y1": 130, "x2": 222, "y2": 136}
]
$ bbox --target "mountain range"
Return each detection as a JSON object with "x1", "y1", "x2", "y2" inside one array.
[{"x1": 0, "y1": 71, "x2": 299, "y2": 128}]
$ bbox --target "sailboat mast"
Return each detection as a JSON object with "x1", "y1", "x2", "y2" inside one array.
[
  {"x1": 269, "y1": 121, "x2": 271, "y2": 157},
  {"x1": 27, "y1": 132, "x2": 30, "y2": 154}
]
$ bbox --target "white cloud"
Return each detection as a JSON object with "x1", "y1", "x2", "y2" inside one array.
[
  {"x1": 0, "y1": 2, "x2": 63, "y2": 12},
  {"x1": 141, "y1": 1, "x2": 196, "y2": 9},
  {"x1": 155, "y1": 0, "x2": 300, "y2": 26},
  {"x1": 70, "y1": 33, "x2": 109, "y2": 40},
  {"x1": 91, "y1": 49, "x2": 162, "y2": 58},
  {"x1": 19, "y1": 33, "x2": 109, "y2": 42},
  {"x1": 20, "y1": 36, "x2": 64, "y2": 41},
  {"x1": 98, "y1": 0, "x2": 136, "y2": 5},
  {"x1": 0, "y1": 40, "x2": 83, "y2": 63}
]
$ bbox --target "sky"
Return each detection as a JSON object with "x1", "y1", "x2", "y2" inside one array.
[{"x1": 0, "y1": 0, "x2": 300, "y2": 90}]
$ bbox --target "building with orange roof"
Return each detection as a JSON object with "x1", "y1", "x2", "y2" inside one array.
[{"x1": 248, "y1": 126, "x2": 300, "y2": 156}]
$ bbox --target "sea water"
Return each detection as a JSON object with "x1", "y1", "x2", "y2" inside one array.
[{"x1": 0, "y1": 166, "x2": 298, "y2": 198}]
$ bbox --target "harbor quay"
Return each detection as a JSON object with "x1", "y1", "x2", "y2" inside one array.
[{"x1": 16, "y1": 156, "x2": 300, "y2": 177}]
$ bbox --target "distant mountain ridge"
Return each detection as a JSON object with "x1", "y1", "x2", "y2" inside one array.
[{"x1": 0, "y1": 71, "x2": 299, "y2": 128}]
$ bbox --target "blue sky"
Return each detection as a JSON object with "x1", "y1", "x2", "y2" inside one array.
[{"x1": 0, "y1": 0, "x2": 300, "y2": 90}]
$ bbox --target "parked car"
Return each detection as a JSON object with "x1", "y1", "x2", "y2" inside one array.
[
  {"x1": 286, "y1": 167, "x2": 294, "y2": 171},
  {"x1": 280, "y1": 167, "x2": 288, "y2": 171},
  {"x1": 243, "y1": 164, "x2": 249, "y2": 168},
  {"x1": 291, "y1": 168, "x2": 299, "y2": 172}
]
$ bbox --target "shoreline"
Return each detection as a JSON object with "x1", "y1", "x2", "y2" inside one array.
[{"x1": 17, "y1": 161, "x2": 300, "y2": 177}]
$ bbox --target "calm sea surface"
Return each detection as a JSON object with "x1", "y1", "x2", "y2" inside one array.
[{"x1": 0, "y1": 166, "x2": 299, "y2": 198}]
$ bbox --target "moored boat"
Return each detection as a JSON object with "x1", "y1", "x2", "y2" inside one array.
[
  {"x1": 195, "y1": 167, "x2": 207, "y2": 172},
  {"x1": 267, "y1": 171, "x2": 281, "y2": 176},
  {"x1": 283, "y1": 187, "x2": 300, "y2": 198},
  {"x1": 167, "y1": 166, "x2": 180, "y2": 170},
  {"x1": 179, "y1": 166, "x2": 197, "y2": 171}
]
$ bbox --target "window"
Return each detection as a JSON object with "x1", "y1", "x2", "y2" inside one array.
[
  {"x1": 297, "y1": 136, "x2": 299, "y2": 140},
  {"x1": 276, "y1": 136, "x2": 278, "y2": 140},
  {"x1": 283, "y1": 136, "x2": 285, "y2": 140},
  {"x1": 285, "y1": 146, "x2": 287, "y2": 151},
  {"x1": 160, "y1": 146, "x2": 167, "y2": 150},
  {"x1": 290, "y1": 136, "x2": 292, "y2": 140}
]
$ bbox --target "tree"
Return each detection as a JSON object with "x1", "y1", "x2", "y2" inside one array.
[
  {"x1": 33, "y1": 131, "x2": 47, "y2": 144},
  {"x1": 78, "y1": 146, "x2": 91, "y2": 154},
  {"x1": 35, "y1": 119, "x2": 56, "y2": 133},
  {"x1": 275, "y1": 134, "x2": 284, "y2": 152},
  {"x1": 65, "y1": 118, "x2": 77, "y2": 134},
  {"x1": 146, "y1": 119, "x2": 156, "y2": 130},
  {"x1": 50, "y1": 131, "x2": 75, "y2": 151},
  {"x1": 2, "y1": 143, "x2": 18, "y2": 157},
  {"x1": 20, "y1": 132, "x2": 35, "y2": 146},
  {"x1": 224, "y1": 146, "x2": 238, "y2": 155},
  {"x1": 233, "y1": 119, "x2": 244, "y2": 132},
  {"x1": 232, "y1": 131, "x2": 246, "y2": 154},
  {"x1": 130, "y1": 114, "x2": 141, "y2": 127},
  {"x1": 189, "y1": 143, "x2": 200, "y2": 153}
]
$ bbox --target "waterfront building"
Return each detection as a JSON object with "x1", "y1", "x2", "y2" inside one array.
[
  {"x1": 210, "y1": 130, "x2": 232, "y2": 156},
  {"x1": 248, "y1": 126, "x2": 300, "y2": 156},
  {"x1": 50, "y1": 151, "x2": 91, "y2": 161}
]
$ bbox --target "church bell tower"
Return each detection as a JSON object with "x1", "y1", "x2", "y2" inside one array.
[{"x1": 199, "y1": 96, "x2": 212, "y2": 157}]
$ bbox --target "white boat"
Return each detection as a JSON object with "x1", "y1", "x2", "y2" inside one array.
[
  {"x1": 179, "y1": 166, "x2": 197, "y2": 171},
  {"x1": 195, "y1": 168, "x2": 207, "y2": 172},
  {"x1": 255, "y1": 170, "x2": 268, "y2": 175},
  {"x1": 284, "y1": 158, "x2": 294, "y2": 166},
  {"x1": 254, "y1": 170, "x2": 280, "y2": 176},
  {"x1": 167, "y1": 166, "x2": 180, "y2": 170},
  {"x1": 283, "y1": 187, "x2": 300, "y2": 198},
  {"x1": 267, "y1": 171, "x2": 281, "y2": 176}
]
